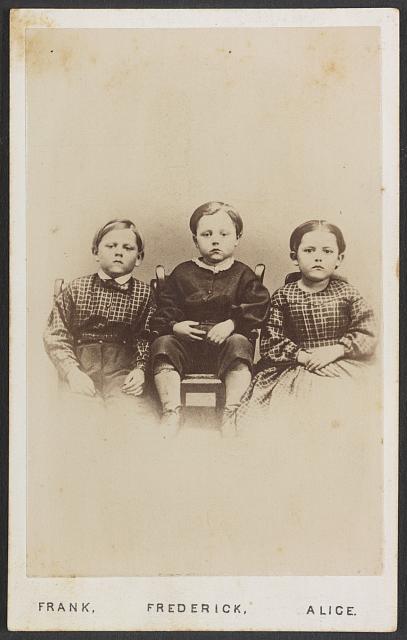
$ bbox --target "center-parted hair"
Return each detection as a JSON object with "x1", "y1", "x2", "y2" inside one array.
[
  {"x1": 189, "y1": 201, "x2": 243, "y2": 238},
  {"x1": 289, "y1": 220, "x2": 346, "y2": 257},
  {"x1": 92, "y1": 219, "x2": 145, "y2": 258}
]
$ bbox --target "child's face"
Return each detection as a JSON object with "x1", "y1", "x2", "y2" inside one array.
[
  {"x1": 95, "y1": 228, "x2": 141, "y2": 278},
  {"x1": 194, "y1": 211, "x2": 239, "y2": 265},
  {"x1": 293, "y1": 230, "x2": 343, "y2": 282}
]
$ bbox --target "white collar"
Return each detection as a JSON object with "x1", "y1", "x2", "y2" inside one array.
[
  {"x1": 192, "y1": 257, "x2": 235, "y2": 274},
  {"x1": 97, "y1": 269, "x2": 132, "y2": 285}
]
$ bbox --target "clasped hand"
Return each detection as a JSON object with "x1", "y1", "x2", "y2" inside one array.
[
  {"x1": 297, "y1": 344, "x2": 345, "y2": 376},
  {"x1": 206, "y1": 319, "x2": 235, "y2": 345},
  {"x1": 173, "y1": 319, "x2": 235, "y2": 345}
]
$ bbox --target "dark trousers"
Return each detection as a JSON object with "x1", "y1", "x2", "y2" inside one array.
[
  {"x1": 151, "y1": 333, "x2": 254, "y2": 379},
  {"x1": 61, "y1": 342, "x2": 156, "y2": 423},
  {"x1": 75, "y1": 343, "x2": 135, "y2": 399}
]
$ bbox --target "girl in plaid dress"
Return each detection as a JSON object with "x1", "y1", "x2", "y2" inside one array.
[
  {"x1": 44, "y1": 219, "x2": 156, "y2": 422},
  {"x1": 236, "y1": 220, "x2": 377, "y2": 427}
]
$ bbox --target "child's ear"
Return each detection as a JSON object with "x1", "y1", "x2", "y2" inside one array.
[
  {"x1": 290, "y1": 250, "x2": 298, "y2": 265},
  {"x1": 335, "y1": 253, "x2": 344, "y2": 269},
  {"x1": 234, "y1": 233, "x2": 241, "y2": 247},
  {"x1": 94, "y1": 251, "x2": 100, "y2": 263},
  {"x1": 134, "y1": 251, "x2": 144, "y2": 267},
  {"x1": 192, "y1": 235, "x2": 198, "y2": 248}
]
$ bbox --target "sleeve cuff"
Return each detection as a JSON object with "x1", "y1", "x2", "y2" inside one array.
[
  {"x1": 58, "y1": 360, "x2": 80, "y2": 379},
  {"x1": 339, "y1": 337, "x2": 352, "y2": 355}
]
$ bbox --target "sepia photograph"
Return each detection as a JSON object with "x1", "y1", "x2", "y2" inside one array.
[{"x1": 8, "y1": 7, "x2": 398, "y2": 632}]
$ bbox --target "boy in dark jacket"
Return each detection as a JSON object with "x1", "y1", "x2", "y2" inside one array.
[{"x1": 151, "y1": 201, "x2": 270, "y2": 436}]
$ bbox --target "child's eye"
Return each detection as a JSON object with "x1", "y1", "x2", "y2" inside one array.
[
  {"x1": 303, "y1": 248, "x2": 314, "y2": 253},
  {"x1": 324, "y1": 248, "x2": 334, "y2": 254},
  {"x1": 124, "y1": 245, "x2": 135, "y2": 251},
  {"x1": 201, "y1": 232, "x2": 211, "y2": 237}
]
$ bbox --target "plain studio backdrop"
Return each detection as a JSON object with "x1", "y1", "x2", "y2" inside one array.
[{"x1": 26, "y1": 27, "x2": 383, "y2": 576}]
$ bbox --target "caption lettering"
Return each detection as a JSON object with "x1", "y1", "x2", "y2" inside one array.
[
  {"x1": 38, "y1": 602, "x2": 95, "y2": 614},
  {"x1": 306, "y1": 604, "x2": 356, "y2": 616},
  {"x1": 147, "y1": 602, "x2": 247, "y2": 614}
]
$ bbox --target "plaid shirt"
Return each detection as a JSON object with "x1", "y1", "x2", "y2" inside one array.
[
  {"x1": 260, "y1": 279, "x2": 377, "y2": 367},
  {"x1": 44, "y1": 274, "x2": 156, "y2": 378}
]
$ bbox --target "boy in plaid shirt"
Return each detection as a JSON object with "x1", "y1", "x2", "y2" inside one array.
[{"x1": 44, "y1": 219, "x2": 156, "y2": 419}]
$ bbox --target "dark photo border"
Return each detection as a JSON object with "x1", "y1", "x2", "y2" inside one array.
[{"x1": 1, "y1": 1, "x2": 405, "y2": 638}]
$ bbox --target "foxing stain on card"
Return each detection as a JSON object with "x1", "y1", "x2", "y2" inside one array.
[
  {"x1": 10, "y1": 10, "x2": 55, "y2": 61},
  {"x1": 311, "y1": 60, "x2": 346, "y2": 90}
]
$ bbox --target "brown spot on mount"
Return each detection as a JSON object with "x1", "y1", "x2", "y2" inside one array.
[
  {"x1": 311, "y1": 59, "x2": 346, "y2": 90},
  {"x1": 10, "y1": 9, "x2": 55, "y2": 62}
]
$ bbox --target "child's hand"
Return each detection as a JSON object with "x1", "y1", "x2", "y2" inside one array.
[
  {"x1": 305, "y1": 344, "x2": 345, "y2": 372},
  {"x1": 313, "y1": 363, "x2": 342, "y2": 377},
  {"x1": 173, "y1": 321, "x2": 206, "y2": 342},
  {"x1": 122, "y1": 368, "x2": 145, "y2": 396},
  {"x1": 297, "y1": 349, "x2": 311, "y2": 366},
  {"x1": 66, "y1": 368, "x2": 96, "y2": 396},
  {"x1": 206, "y1": 319, "x2": 235, "y2": 345}
]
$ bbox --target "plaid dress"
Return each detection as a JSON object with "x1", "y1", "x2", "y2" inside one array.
[
  {"x1": 44, "y1": 273, "x2": 156, "y2": 379},
  {"x1": 236, "y1": 279, "x2": 377, "y2": 423}
]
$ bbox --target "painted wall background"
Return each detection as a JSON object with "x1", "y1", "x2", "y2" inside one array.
[{"x1": 27, "y1": 27, "x2": 381, "y2": 310}]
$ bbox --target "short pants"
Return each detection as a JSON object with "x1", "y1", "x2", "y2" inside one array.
[{"x1": 151, "y1": 329, "x2": 254, "y2": 379}]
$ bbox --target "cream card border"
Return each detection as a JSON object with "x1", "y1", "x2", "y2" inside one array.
[{"x1": 9, "y1": 8, "x2": 399, "y2": 632}]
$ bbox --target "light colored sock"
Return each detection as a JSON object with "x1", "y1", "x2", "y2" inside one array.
[
  {"x1": 154, "y1": 367, "x2": 181, "y2": 414},
  {"x1": 224, "y1": 361, "x2": 252, "y2": 410}
]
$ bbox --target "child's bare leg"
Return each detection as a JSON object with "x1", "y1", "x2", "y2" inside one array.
[
  {"x1": 222, "y1": 359, "x2": 252, "y2": 436},
  {"x1": 154, "y1": 356, "x2": 182, "y2": 432}
]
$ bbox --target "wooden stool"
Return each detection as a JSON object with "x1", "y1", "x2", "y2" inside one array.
[{"x1": 181, "y1": 373, "x2": 225, "y2": 409}]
